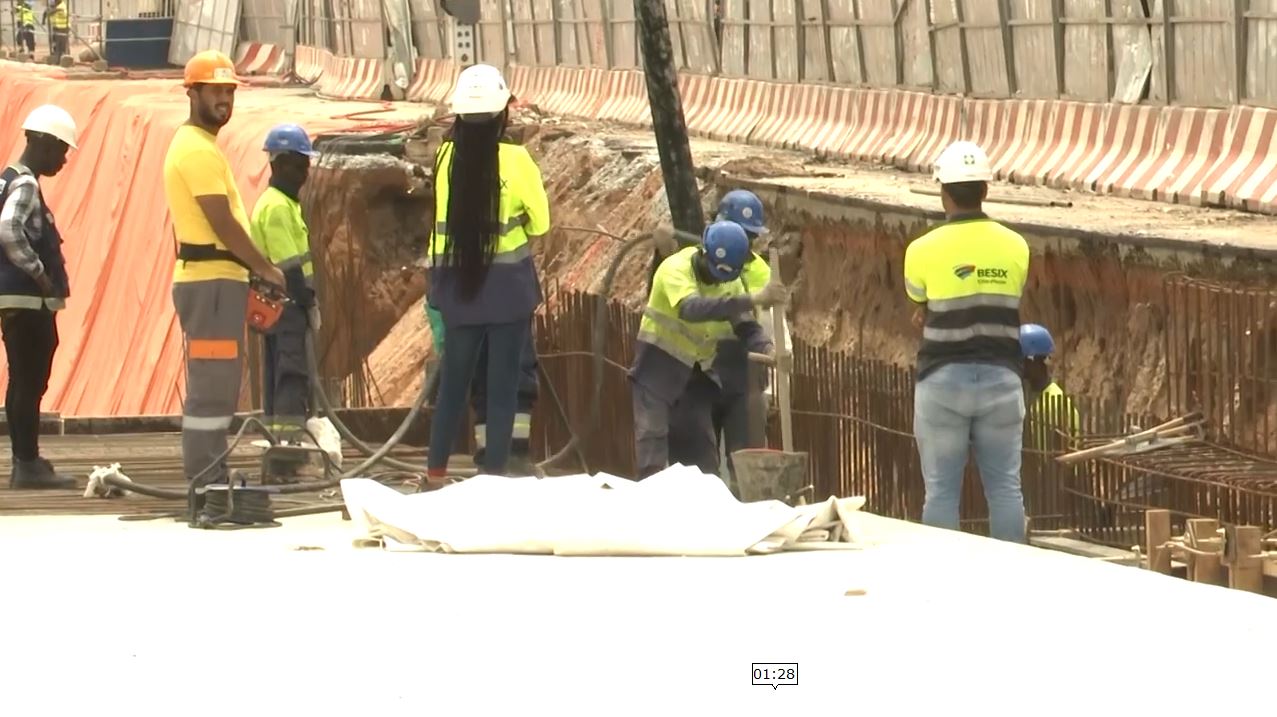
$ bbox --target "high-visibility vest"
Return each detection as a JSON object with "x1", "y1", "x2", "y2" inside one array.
[
  {"x1": 429, "y1": 141, "x2": 544, "y2": 264},
  {"x1": 250, "y1": 186, "x2": 313, "y2": 281},
  {"x1": 50, "y1": 4, "x2": 68, "y2": 30},
  {"x1": 17, "y1": 7, "x2": 34, "y2": 26},
  {"x1": 638, "y1": 246, "x2": 747, "y2": 369}
]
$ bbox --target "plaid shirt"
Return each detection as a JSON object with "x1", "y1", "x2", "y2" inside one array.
[{"x1": 0, "y1": 166, "x2": 45, "y2": 278}]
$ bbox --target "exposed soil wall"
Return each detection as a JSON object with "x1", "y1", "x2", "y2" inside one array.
[{"x1": 313, "y1": 120, "x2": 1277, "y2": 426}]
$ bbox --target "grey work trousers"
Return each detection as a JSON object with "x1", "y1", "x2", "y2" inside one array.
[
  {"x1": 263, "y1": 303, "x2": 310, "y2": 431},
  {"x1": 173, "y1": 279, "x2": 248, "y2": 483},
  {"x1": 631, "y1": 368, "x2": 721, "y2": 479}
]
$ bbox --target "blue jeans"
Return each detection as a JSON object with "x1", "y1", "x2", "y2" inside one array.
[
  {"x1": 428, "y1": 319, "x2": 530, "y2": 475},
  {"x1": 913, "y1": 363, "x2": 1026, "y2": 543}
]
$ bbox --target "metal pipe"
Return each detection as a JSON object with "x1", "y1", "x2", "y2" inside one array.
[{"x1": 909, "y1": 186, "x2": 1074, "y2": 208}]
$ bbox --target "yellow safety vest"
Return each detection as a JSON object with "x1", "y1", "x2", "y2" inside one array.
[
  {"x1": 249, "y1": 186, "x2": 313, "y2": 281},
  {"x1": 50, "y1": 4, "x2": 67, "y2": 29},
  {"x1": 428, "y1": 140, "x2": 549, "y2": 264},
  {"x1": 903, "y1": 213, "x2": 1029, "y2": 378},
  {"x1": 639, "y1": 246, "x2": 748, "y2": 369},
  {"x1": 17, "y1": 7, "x2": 34, "y2": 26}
]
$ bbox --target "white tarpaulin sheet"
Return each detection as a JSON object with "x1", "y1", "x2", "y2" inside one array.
[{"x1": 341, "y1": 465, "x2": 868, "y2": 556}]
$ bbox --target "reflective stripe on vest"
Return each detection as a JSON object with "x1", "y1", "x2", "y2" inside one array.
[
  {"x1": 277, "y1": 250, "x2": 313, "y2": 284},
  {"x1": 0, "y1": 295, "x2": 64, "y2": 310},
  {"x1": 430, "y1": 241, "x2": 531, "y2": 266},
  {"x1": 638, "y1": 306, "x2": 735, "y2": 369}
]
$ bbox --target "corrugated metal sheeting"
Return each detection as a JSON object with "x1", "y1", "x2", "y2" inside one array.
[{"x1": 281, "y1": 0, "x2": 1277, "y2": 110}]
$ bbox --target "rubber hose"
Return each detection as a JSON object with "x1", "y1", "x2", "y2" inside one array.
[{"x1": 304, "y1": 327, "x2": 434, "y2": 475}]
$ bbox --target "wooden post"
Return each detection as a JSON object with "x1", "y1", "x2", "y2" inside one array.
[
  {"x1": 769, "y1": 247, "x2": 793, "y2": 453},
  {"x1": 1145, "y1": 509, "x2": 1172, "y2": 574},
  {"x1": 890, "y1": 0, "x2": 904, "y2": 86},
  {"x1": 1185, "y1": 518, "x2": 1223, "y2": 585},
  {"x1": 634, "y1": 0, "x2": 705, "y2": 240},
  {"x1": 1224, "y1": 525, "x2": 1264, "y2": 593},
  {"x1": 1162, "y1": 0, "x2": 1175, "y2": 103},
  {"x1": 600, "y1": 0, "x2": 615, "y2": 67},
  {"x1": 1234, "y1": 0, "x2": 1247, "y2": 104},
  {"x1": 953, "y1": 0, "x2": 972, "y2": 94},
  {"x1": 1102, "y1": 0, "x2": 1115, "y2": 100},
  {"x1": 924, "y1": 0, "x2": 938, "y2": 91},
  {"x1": 1050, "y1": 0, "x2": 1065, "y2": 97},
  {"x1": 851, "y1": 0, "x2": 867, "y2": 85},
  {"x1": 997, "y1": 0, "x2": 1017, "y2": 96},
  {"x1": 818, "y1": 0, "x2": 835, "y2": 83}
]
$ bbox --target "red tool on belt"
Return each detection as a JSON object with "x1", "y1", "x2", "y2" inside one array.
[{"x1": 246, "y1": 277, "x2": 290, "y2": 333}]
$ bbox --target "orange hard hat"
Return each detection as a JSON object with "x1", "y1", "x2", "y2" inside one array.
[{"x1": 183, "y1": 50, "x2": 242, "y2": 88}]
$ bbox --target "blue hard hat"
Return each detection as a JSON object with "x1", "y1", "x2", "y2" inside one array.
[
  {"x1": 701, "y1": 221, "x2": 750, "y2": 281},
  {"x1": 263, "y1": 123, "x2": 317, "y2": 157},
  {"x1": 1020, "y1": 323, "x2": 1055, "y2": 358},
  {"x1": 715, "y1": 189, "x2": 768, "y2": 236}
]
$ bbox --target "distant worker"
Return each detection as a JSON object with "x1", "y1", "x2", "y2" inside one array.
[
  {"x1": 706, "y1": 189, "x2": 792, "y2": 492},
  {"x1": 164, "y1": 51, "x2": 284, "y2": 488},
  {"x1": 425, "y1": 63, "x2": 550, "y2": 483},
  {"x1": 43, "y1": 0, "x2": 68, "y2": 63},
  {"x1": 904, "y1": 141, "x2": 1030, "y2": 543},
  {"x1": 249, "y1": 124, "x2": 319, "y2": 446},
  {"x1": 15, "y1": 0, "x2": 35, "y2": 55},
  {"x1": 630, "y1": 221, "x2": 789, "y2": 479},
  {"x1": 1020, "y1": 323, "x2": 1080, "y2": 450},
  {"x1": 0, "y1": 104, "x2": 78, "y2": 490}
]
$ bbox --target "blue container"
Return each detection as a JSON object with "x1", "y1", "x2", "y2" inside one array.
[{"x1": 103, "y1": 18, "x2": 173, "y2": 69}]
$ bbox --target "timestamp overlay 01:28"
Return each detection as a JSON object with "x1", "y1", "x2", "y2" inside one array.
[{"x1": 751, "y1": 663, "x2": 799, "y2": 689}]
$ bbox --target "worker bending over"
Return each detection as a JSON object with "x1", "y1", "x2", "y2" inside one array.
[
  {"x1": 250, "y1": 124, "x2": 319, "y2": 443},
  {"x1": 14, "y1": 1, "x2": 35, "y2": 55},
  {"x1": 426, "y1": 64, "x2": 550, "y2": 482},
  {"x1": 43, "y1": 0, "x2": 68, "y2": 63},
  {"x1": 164, "y1": 51, "x2": 284, "y2": 487},
  {"x1": 0, "y1": 104, "x2": 78, "y2": 489},
  {"x1": 1020, "y1": 323, "x2": 1079, "y2": 449},
  {"x1": 701, "y1": 189, "x2": 792, "y2": 492},
  {"x1": 630, "y1": 221, "x2": 789, "y2": 479},
  {"x1": 904, "y1": 141, "x2": 1030, "y2": 543}
]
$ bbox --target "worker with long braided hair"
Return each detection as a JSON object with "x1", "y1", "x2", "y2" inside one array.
[{"x1": 425, "y1": 64, "x2": 550, "y2": 484}]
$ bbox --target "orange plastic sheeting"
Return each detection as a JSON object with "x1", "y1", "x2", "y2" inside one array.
[{"x1": 0, "y1": 62, "x2": 428, "y2": 417}]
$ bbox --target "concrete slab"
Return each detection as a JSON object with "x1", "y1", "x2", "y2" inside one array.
[{"x1": 1, "y1": 511, "x2": 1272, "y2": 716}]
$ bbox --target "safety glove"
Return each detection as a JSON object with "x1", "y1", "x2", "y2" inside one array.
[{"x1": 750, "y1": 279, "x2": 791, "y2": 308}]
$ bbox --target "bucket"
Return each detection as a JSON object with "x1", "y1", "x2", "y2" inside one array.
[{"x1": 731, "y1": 448, "x2": 810, "y2": 506}]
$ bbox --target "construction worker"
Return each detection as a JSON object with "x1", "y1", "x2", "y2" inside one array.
[
  {"x1": 1020, "y1": 323, "x2": 1080, "y2": 449},
  {"x1": 43, "y1": 0, "x2": 68, "y2": 63},
  {"x1": 249, "y1": 124, "x2": 319, "y2": 449},
  {"x1": 425, "y1": 63, "x2": 550, "y2": 482},
  {"x1": 163, "y1": 51, "x2": 285, "y2": 488},
  {"x1": 631, "y1": 220, "x2": 789, "y2": 479},
  {"x1": 704, "y1": 189, "x2": 791, "y2": 492},
  {"x1": 0, "y1": 104, "x2": 78, "y2": 490},
  {"x1": 14, "y1": 1, "x2": 35, "y2": 55},
  {"x1": 904, "y1": 140, "x2": 1030, "y2": 543}
]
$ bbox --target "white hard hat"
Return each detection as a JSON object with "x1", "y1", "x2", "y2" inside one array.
[
  {"x1": 22, "y1": 104, "x2": 78, "y2": 149},
  {"x1": 448, "y1": 63, "x2": 511, "y2": 116},
  {"x1": 933, "y1": 141, "x2": 992, "y2": 184}
]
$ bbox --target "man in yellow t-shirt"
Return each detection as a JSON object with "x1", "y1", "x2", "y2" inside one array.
[{"x1": 163, "y1": 50, "x2": 283, "y2": 491}]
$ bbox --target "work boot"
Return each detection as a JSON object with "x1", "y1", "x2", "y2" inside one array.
[{"x1": 9, "y1": 457, "x2": 77, "y2": 490}]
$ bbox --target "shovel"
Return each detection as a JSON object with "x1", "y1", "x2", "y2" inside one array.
[{"x1": 734, "y1": 247, "x2": 813, "y2": 507}]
